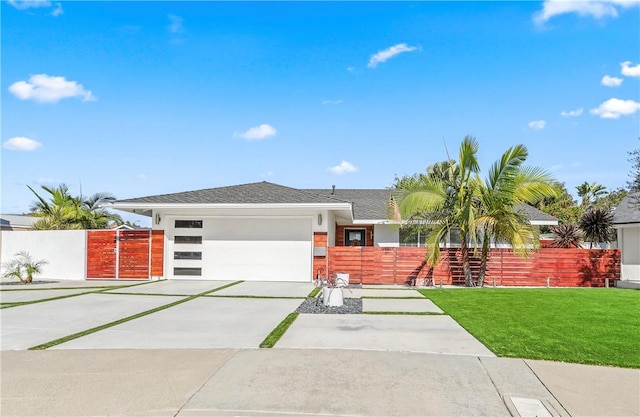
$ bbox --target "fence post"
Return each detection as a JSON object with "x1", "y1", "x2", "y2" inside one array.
[
  {"x1": 605, "y1": 277, "x2": 609, "y2": 288},
  {"x1": 546, "y1": 277, "x2": 550, "y2": 288}
]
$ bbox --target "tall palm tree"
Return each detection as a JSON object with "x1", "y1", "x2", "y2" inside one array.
[
  {"x1": 394, "y1": 136, "x2": 481, "y2": 286},
  {"x1": 394, "y1": 137, "x2": 556, "y2": 287},
  {"x1": 576, "y1": 181, "x2": 608, "y2": 208},
  {"x1": 475, "y1": 146, "x2": 557, "y2": 286}
]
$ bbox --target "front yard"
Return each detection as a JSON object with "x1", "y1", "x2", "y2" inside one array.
[{"x1": 419, "y1": 288, "x2": 640, "y2": 368}]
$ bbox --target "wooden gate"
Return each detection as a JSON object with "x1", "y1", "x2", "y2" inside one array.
[{"x1": 86, "y1": 230, "x2": 152, "y2": 279}]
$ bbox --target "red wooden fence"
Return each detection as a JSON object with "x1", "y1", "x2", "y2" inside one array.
[
  {"x1": 86, "y1": 230, "x2": 164, "y2": 279},
  {"x1": 86, "y1": 230, "x2": 117, "y2": 279},
  {"x1": 327, "y1": 247, "x2": 621, "y2": 287}
]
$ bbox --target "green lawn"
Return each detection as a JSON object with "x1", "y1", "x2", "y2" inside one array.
[{"x1": 418, "y1": 288, "x2": 640, "y2": 368}]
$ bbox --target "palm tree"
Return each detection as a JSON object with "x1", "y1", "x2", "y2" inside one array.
[
  {"x1": 474, "y1": 145, "x2": 557, "y2": 286},
  {"x1": 394, "y1": 136, "x2": 481, "y2": 286},
  {"x1": 2, "y1": 251, "x2": 47, "y2": 284},
  {"x1": 28, "y1": 184, "x2": 122, "y2": 230},
  {"x1": 394, "y1": 137, "x2": 556, "y2": 287},
  {"x1": 576, "y1": 182, "x2": 608, "y2": 208}
]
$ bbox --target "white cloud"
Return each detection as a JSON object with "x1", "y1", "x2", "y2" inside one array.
[
  {"x1": 136, "y1": 173, "x2": 147, "y2": 180},
  {"x1": 3, "y1": 136, "x2": 42, "y2": 151},
  {"x1": 590, "y1": 98, "x2": 640, "y2": 118},
  {"x1": 51, "y1": 2, "x2": 63, "y2": 16},
  {"x1": 234, "y1": 124, "x2": 277, "y2": 141},
  {"x1": 367, "y1": 43, "x2": 418, "y2": 68},
  {"x1": 168, "y1": 14, "x2": 184, "y2": 33},
  {"x1": 549, "y1": 164, "x2": 564, "y2": 171},
  {"x1": 621, "y1": 61, "x2": 640, "y2": 77},
  {"x1": 560, "y1": 108, "x2": 583, "y2": 117},
  {"x1": 7, "y1": 0, "x2": 51, "y2": 10},
  {"x1": 534, "y1": 0, "x2": 640, "y2": 25},
  {"x1": 321, "y1": 99, "x2": 343, "y2": 105},
  {"x1": 528, "y1": 120, "x2": 547, "y2": 130},
  {"x1": 328, "y1": 161, "x2": 358, "y2": 175},
  {"x1": 601, "y1": 75, "x2": 623, "y2": 87},
  {"x1": 8, "y1": 74, "x2": 96, "y2": 103}
]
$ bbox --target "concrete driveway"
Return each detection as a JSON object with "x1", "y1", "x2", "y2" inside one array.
[
  {"x1": 0, "y1": 279, "x2": 490, "y2": 354},
  {"x1": 2, "y1": 280, "x2": 639, "y2": 417}
]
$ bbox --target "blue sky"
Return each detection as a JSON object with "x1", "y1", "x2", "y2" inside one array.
[{"x1": 2, "y1": 0, "x2": 639, "y2": 226}]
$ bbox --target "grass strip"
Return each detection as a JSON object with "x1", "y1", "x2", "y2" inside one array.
[
  {"x1": 419, "y1": 288, "x2": 640, "y2": 368},
  {"x1": 0, "y1": 281, "x2": 167, "y2": 309},
  {"x1": 0, "y1": 290, "x2": 105, "y2": 310},
  {"x1": 361, "y1": 296, "x2": 427, "y2": 300},
  {"x1": 28, "y1": 280, "x2": 244, "y2": 350},
  {"x1": 363, "y1": 311, "x2": 444, "y2": 315},
  {"x1": 206, "y1": 295, "x2": 305, "y2": 299},
  {"x1": 259, "y1": 312, "x2": 299, "y2": 348},
  {"x1": 0, "y1": 279, "x2": 163, "y2": 292},
  {"x1": 307, "y1": 287, "x2": 321, "y2": 298},
  {"x1": 99, "y1": 291, "x2": 194, "y2": 297}
]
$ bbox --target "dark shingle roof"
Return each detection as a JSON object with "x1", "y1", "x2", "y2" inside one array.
[
  {"x1": 115, "y1": 181, "x2": 350, "y2": 205},
  {"x1": 514, "y1": 204, "x2": 558, "y2": 223},
  {"x1": 304, "y1": 189, "x2": 393, "y2": 220},
  {"x1": 116, "y1": 182, "x2": 557, "y2": 223},
  {"x1": 613, "y1": 193, "x2": 640, "y2": 224}
]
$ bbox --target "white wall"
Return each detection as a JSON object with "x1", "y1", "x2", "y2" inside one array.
[
  {"x1": 0, "y1": 230, "x2": 86, "y2": 280},
  {"x1": 618, "y1": 226, "x2": 640, "y2": 281},
  {"x1": 327, "y1": 211, "x2": 336, "y2": 246},
  {"x1": 374, "y1": 224, "x2": 400, "y2": 247}
]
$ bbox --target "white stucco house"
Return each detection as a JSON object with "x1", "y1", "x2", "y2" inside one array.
[
  {"x1": 111, "y1": 181, "x2": 557, "y2": 282},
  {"x1": 613, "y1": 193, "x2": 640, "y2": 282}
]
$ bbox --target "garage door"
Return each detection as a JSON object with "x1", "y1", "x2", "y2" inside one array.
[{"x1": 167, "y1": 217, "x2": 312, "y2": 282}]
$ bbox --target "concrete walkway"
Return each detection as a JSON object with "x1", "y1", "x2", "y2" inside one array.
[{"x1": 1, "y1": 280, "x2": 638, "y2": 416}]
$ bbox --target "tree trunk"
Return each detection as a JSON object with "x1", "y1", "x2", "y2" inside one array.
[
  {"x1": 25, "y1": 274, "x2": 33, "y2": 284},
  {"x1": 477, "y1": 233, "x2": 490, "y2": 287},
  {"x1": 461, "y1": 240, "x2": 474, "y2": 287}
]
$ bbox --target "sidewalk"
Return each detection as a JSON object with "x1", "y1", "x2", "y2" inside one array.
[{"x1": 2, "y1": 348, "x2": 638, "y2": 416}]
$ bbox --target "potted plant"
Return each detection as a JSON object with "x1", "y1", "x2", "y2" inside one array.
[
  {"x1": 2, "y1": 251, "x2": 47, "y2": 284},
  {"x1": 315, "y1": 268, "x2": 350, "y2": 307}
]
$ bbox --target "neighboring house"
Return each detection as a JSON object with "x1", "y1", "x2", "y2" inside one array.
[
  {"x1": 613, "y1": 194, "x2": 640, "y2": 281},
  {"x1": 0, "y1": 214, "x2": 38, "y2": 231},
  {"x1": 111, "y1": 181, "x2": 557, "y2": 282}
]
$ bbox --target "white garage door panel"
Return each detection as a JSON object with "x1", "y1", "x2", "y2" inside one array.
[
  {"x1": 206, "y1": 241, "x2": 310, "y2": 265},
  {"x1": 169, "y1": 217, "x2": 312, "y2": 282},
  {"x1": 205, "y1": 218, "x2": 310, "y2": 241},
  {"x1": 203, "y1": 242, "x2": 311, "y2": 281}
]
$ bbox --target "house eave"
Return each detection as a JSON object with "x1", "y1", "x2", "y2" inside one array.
[
  {"x1": 110, "y1": 202, "x2": 354, "y2": 220},
  {"x1": 353, "y1": 219, "x2": 400, "y2": 225}
]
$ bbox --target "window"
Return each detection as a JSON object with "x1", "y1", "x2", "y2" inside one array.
[
  {"x1": 399, "y1": 226, "x2": 428, "y2": 247},
  {"x1": 174, "y1": 251, "x2": 202, "y2": 260},
  {"x1": 344, "y1": 229, "x2": 366, "y2": 246},
  {"x1": 174, "y1": 267, "x2": 201, "y2": 276},
  {"x1": 175, "y1": 236, "x2": 202, "y2": 244},
  {"x1": 175, "y1": 220, "x2": 202, "y2": 228}
]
